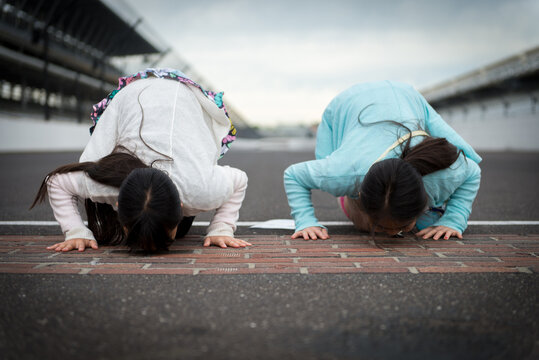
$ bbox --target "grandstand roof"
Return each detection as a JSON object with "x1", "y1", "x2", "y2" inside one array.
[
  {"x1": 422, "y1": 46, "x2": 539, "y2": 105},
  {"x1": 0, "y1": 0, "x2": 163, "y2": 86}
]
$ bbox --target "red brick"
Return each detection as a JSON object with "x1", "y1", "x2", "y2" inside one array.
[
  {"x1": 250, "y1": 252, "x2": 341, "y2": 258},
  {"x1": 198, "y1": 268, "x2": 299, "y2": 275},
  {"x1": 308, "y1": 267, "x2": 409, "y2": 274},
  {"x1": 499, "y1": 256, "x2": 539, "y2": 262},
  {"x1": 359, "y1": 260, "x2": 455, "y2": 267},
  {"x1": 396, "y1": 256, "x2": 499, "y2": 263},
  {"x1": 0, "y1": 263, "x2": 37, "y2": 273},
  {"x1": 90, "y1": 268, "x2": 194, "y2": 275},
  {"x1": 297, "y1": 257, "x2": 364, "y2": 263},
  {"x1": 417, "y1": 266, "x2": 520, "y2": 273},
  {"x1": 150, "y1": 263, "x2": 250, "y2": 269}
]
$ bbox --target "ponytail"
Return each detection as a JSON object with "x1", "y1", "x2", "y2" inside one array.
[
  {"x1": 357, "y1": 110, "x2": 461, "y2": 176},
  {"x1": 401, "y1": 137, "x2": 462, "y2": 176}
]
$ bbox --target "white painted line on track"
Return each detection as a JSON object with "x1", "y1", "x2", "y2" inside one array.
[{"x1": 1, "y1": 220, "x2": 539, "y2": 227}]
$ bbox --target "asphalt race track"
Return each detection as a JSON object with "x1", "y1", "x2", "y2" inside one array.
[{"x1": 0, "y1": 140, "x2": 538, "y2": 360}]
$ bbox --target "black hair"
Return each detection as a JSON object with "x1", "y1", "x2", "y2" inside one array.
[
  {"x1": 118, "y1": 168, "x2": 182, "y2": 252},
  {"x1": 360, "y1": 158, "x2": 427, "y2": 224}
]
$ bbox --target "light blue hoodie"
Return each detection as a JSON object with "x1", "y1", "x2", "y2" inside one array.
[{"x1": 284, "y1": 81, "x2": 481, "y2": 233}]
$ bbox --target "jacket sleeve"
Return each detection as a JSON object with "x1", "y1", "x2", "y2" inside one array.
[
  {"x1": 315, "y1": 103, "x2": 335, "y2": 160},
  {"x1": 47, "y1": 172, "x2": 95, "y2": 242},
  {"x1": 205, "y1": 167, "x2": 248, "y2": 238},
  {"x1": 431, "y1": 159, "x2": 481, "y2": 233},
  {"x1": 283, "y1": 160, "x2": 327, "y2": 231}
]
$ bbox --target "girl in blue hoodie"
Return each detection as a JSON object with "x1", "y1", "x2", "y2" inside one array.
[{"x1": 284, "y1": 81, "x2": 481, "y2": 241}]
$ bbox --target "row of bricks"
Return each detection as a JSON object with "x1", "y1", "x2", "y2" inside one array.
[
  {"x1": 2, "y1": 259, "x2": 537, "y2": 269},
  {"x1": 1, "y1": 250, "x2": 538, "y2": 260},
  {"x1": 3, "y1": 240, "x2": 537, "y2": 249},
  {"x1": 2, "y1": 254, "x2": 537, "y2": 264},
  {"x1": 0, "y1": 262, "x2": 534, "y2": 275},
  {"x1": 1, "y1": 253, "x2": 536, "y2": 264},
  {"x1": 1, "y1": 242, "x2": 537, "y2": 252},
  {"x1": 2, "y1": 234, "x2": 538, "y2": 240},
  {"x1": 1, "y1": 234, "x2": 539, "y2": 243}
]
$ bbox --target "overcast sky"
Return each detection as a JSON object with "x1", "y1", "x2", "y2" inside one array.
[{"x1": 126, "y1": 0, "x2": 539, "y2": 127}]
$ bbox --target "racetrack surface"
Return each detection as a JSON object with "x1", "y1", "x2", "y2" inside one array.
[{"x1": 1, "y1": 142, "x2": 538, "y2": 359}]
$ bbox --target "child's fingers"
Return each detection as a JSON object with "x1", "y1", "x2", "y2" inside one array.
[
  {"x1": 415, "y1": 229, "x2": 427, "y2": 237},
  {"x1": 316, "y1": 228, "x2": 329, "y2": 239},
  {"x1": 47, "y1": 242, "x2": 62, "y2": 250},
  {"x1": 235, "y1": 239, "x2": 252, "y2": 247},
  {"x1": 226, "y1": 239, "x2": 241, "y2": 248},
  {"x1": 432, "y1": 229, "x2": 445, "y2": 240},
  {"x1": 89, "y1": 240, "x2": 99, "y2": 249},
  {"x1": 421, "y1": 228, "x2": 438, "y2": 239},
  {"x1": 443, "y1": 230, "x2": 460, "y2": 240},
  {"x1": 216, "y1": 239, "x2": 227, "y2": 248},
  {"x1": 62, "y1": 243, "x2": 74, "y2": 252},
  {"x1": 55, "y1": 243, "x2": 68, "y2": 252},
  {"x1": 203, "y1": 238, "x2": 211, "y2": 247},
  {"x1": 231, "y1": 238, "x2": 248, "y2": 247},
  {"x1": 321, "y1": 228, "x2": 330, "y2": 239}
]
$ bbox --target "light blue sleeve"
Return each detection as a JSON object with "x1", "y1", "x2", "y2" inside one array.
[
  {"x1": 284, "y1": 156, "x2": 359, "y2": 231},
  {"x1": 283, "y1": 160, "x2": 327, "y2": 231},
  {"x1": 315, "y1": 102, "x2": 334, "y2": 160},
  {"x1": 431, "y1": 159, "x2": 481, "y2": 233}
]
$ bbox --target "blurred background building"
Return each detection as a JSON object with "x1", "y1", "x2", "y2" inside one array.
[
  {"x1": 422, "y1": 46, "x2": 539, "y2": 151},
  {"x1": 0, "y1": 0, "x2": 254, "y2": 152}
]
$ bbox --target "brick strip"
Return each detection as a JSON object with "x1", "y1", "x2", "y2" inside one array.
[{"x1": 0, "y1": 234, "x2": 537, "y2": 275}]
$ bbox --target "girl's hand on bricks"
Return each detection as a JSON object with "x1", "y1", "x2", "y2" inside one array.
[
  {"x1": 203, "y1": 236, "x2": 252, "y2": 248},
  {"x1": 47, "y1": 238, "x2": 99, "y2": 252},
  {"x1": 291, "y1": 227, "x2": 330, "y2": 240},
  {"x1": 416, "y1": 226, "x2": 462, "y2": 240}
]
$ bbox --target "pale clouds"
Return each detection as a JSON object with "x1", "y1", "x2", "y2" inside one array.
[{"x1": 127, "y1": 0, "x2": 539, "y2": 126}]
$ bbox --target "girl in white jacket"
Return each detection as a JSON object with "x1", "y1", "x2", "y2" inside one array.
[{"x1": 31, "y1": 69, "x2": 250, "y2": 252}]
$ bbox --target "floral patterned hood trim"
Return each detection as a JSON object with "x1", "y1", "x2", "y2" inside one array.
[{"x1": 89, "y1": 68, "x2": 236, "y2": 157}]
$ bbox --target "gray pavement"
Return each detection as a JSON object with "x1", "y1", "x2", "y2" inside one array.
[
  {"x1": 1, "y1": 273, "x2": 537, "y2": 360},
  {"x1": 0, "y1": 144, "x2": 538, "y2": 359}
]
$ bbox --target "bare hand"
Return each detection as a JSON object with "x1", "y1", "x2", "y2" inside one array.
[
  {"x1": 203, "y1": 236, "x2": 252, "y2": 248},
  {"x1": 47, "y1": 238, "x2": 98, "y2": 252},
  {"x1": 291, "y1": 226, "x2": 329, "y2": 240},
  {"x1": 416, "y1": 226, "x2": 462, "y2": 240}
]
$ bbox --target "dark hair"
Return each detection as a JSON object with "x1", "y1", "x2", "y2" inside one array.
[
  {"x1": 118, "y1": 168, "x2": 182, "y2": 252},
  {"x1": 356, "y1": 107, "x2": 462, "y2": 227},
  {"x1": 360, "y1": 158, "x2": 427, "y2": 224}
]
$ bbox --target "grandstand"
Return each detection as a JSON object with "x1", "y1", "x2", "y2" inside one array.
[
  {"x1": 0, "y1": 0, "x2": 250, "y2": 130},
  {"x1": 421, "y1": 46, "x2": 539, "y2": 151}
]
